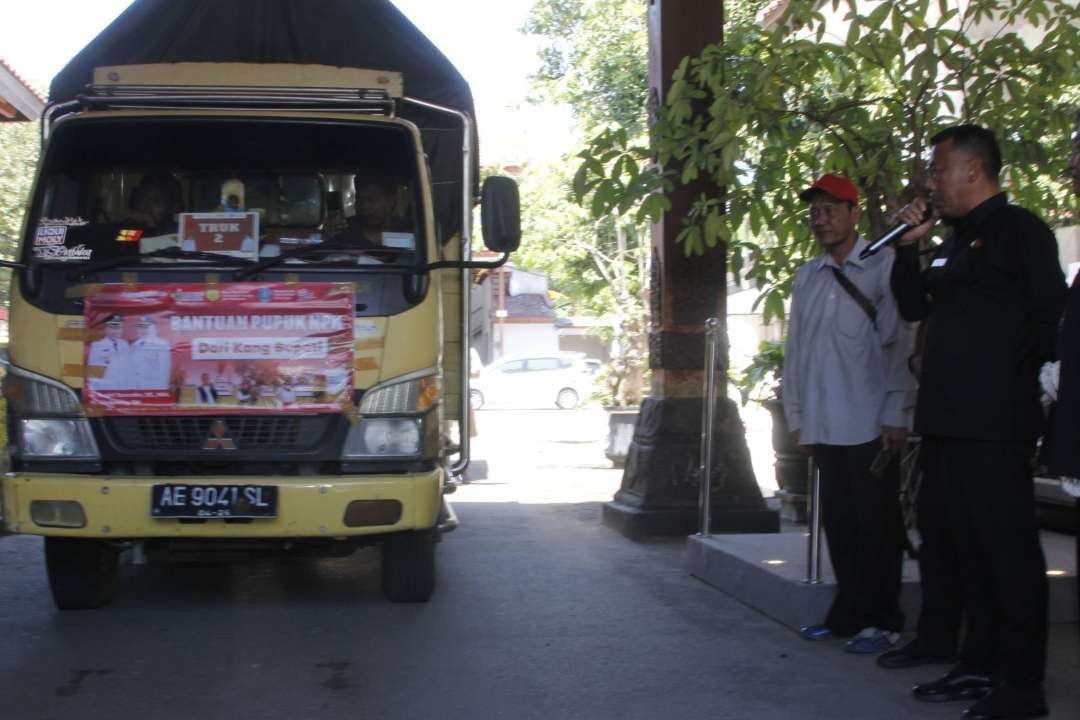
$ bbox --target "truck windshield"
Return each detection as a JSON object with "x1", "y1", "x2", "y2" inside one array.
[{"x1": 25, "y1": 117, "x2": 424, "y2": 272}]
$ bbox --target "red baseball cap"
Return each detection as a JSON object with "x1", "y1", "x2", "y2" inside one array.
[{"x1": 799, "y1": 173, "x2": 859, "y2": 205}]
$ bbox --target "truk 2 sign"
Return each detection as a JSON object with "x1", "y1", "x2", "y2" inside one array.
[{"x1": 83, "y1": 282, "x2": 355, "y2": 415}]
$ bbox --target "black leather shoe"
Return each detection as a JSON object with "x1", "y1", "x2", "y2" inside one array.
[
  {"x1": 912, "y1": 669, "x2": 995, "y2": 703},
  {"x1": 876, "y1": 637, "x2": 955, "y2": 669},
  {"x1": 963, "y1": 685, "x2": 1048, "y2": 719}
]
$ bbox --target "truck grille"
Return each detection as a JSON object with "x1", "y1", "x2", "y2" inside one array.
[{"x1": 106, "y1": 416, "x2": 331, "y2": 452}]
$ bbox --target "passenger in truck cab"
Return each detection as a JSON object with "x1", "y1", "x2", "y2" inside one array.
[
  {"x1": 325, "y1": 175, "x2": 406, "y2": 251},
  {"x1": 122, "y1": 173, "x2": 183, "y2": 236}
]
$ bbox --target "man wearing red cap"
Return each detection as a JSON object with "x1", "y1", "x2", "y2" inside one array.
[{"x1": 783, "y1": 173, "x2": 915, "y2": 653}]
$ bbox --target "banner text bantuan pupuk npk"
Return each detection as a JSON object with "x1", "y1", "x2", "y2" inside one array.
[{"x1": 83, "y1": 282, "x2": 355, "y2": 415}]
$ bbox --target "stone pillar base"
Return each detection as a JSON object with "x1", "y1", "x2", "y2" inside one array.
[
  {"x1": 603, "y1": 500, "x2": 780, "y2": 540},
  {"x1": 603, "y1": 395, "x2": 779, "y2": 540}
]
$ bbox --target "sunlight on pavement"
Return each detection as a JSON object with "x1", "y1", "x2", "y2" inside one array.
[
  {"x1": 455, "y1": 407, "x2": 624, "y2": 504},
  {"x1": 454, "y1": 469, "x2": 624, "y2": 504},
  {"x1": 455, "y1": 405, "x2": 777, "y2": 505}
]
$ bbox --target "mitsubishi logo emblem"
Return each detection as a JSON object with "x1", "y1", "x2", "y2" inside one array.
[{"x1": 203, "y1": 420, "x2": 237, "y2": 450}]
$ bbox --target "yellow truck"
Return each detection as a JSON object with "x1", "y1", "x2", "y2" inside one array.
[{"x1": 0, "y1": 5, "x2": 519, "y2": 609}]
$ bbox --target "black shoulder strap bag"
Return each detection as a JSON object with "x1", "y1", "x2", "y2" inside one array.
[{"x1": 828, "y1": 266, "x2": 877, "y2": 331}]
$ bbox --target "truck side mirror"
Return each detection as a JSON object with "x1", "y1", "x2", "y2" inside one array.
[{"x1": 480, "y1": 176, "x2": 521, "y2": 253}]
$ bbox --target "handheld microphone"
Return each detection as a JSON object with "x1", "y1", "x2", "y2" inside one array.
[{"x1": 859, "y1": 206, "x2": 933, "y2": 260}]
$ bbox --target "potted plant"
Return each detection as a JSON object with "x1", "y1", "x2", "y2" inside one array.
[
  {"x1": 596, "y1": 358, "x2": 648, "y2": 468},
  {"x1": 732, "y1": 339, "x2": 809, "y2": 522}
]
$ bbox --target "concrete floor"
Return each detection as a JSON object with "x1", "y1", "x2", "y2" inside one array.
[{"x1": 0, "y1": 406, "x2": 1075, "y2": 719}]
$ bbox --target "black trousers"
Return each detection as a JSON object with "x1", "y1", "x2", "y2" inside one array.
[
  {"x1": 814, "y1": 440, "x2": 905, "y2": 635},
  {"x1": 913, "y1": 440, "x2": 964, "y2": 655},
  {"x1": 922, "y1": 436, "x2": 1048, "y2": 689}
]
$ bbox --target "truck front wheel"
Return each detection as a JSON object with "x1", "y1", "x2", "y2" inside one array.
[
  {"x1": 44, "y1": 538, "x2": 119, "y2": 610},
  {"x1": 381, "y1": 529, "x2": 436, "y2": 603}
]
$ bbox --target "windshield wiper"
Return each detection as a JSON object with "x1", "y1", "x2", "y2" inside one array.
[
  {"x1": 234, "y1": 243, "x2": 413, "y2": 279},
  {"x1": 68, "y1": 246, "x2": 256, "y2": 282}
]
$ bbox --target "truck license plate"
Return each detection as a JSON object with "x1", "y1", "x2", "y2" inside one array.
[{"x1": 151, "y1": 484, "x2": 277, "y2": 519}]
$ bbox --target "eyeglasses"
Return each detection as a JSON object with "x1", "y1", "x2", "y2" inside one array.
[{"x1": 808, "y1": 203, "x2": 849, "y2": 222}]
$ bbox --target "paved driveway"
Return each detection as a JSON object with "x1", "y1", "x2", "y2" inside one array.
[{"x1": 0, "y1": 408, "x2": 1075, "y2": 719}]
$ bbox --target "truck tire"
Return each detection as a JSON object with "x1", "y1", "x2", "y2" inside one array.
[
  {"x1": 381, "y1": 529, "x2": 436, "y2": 603},
  {"x1": 44, "y1": 538, "x2": 119, "y2": 610}
]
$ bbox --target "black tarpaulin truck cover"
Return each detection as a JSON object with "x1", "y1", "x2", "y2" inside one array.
[{"x1": 49, "y1": 0, "x2": 477, "y2": 239}]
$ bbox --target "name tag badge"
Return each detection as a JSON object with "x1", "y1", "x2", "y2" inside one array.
[{"x1": 931, "y1": 258, "x2": 948, "y2": 268}]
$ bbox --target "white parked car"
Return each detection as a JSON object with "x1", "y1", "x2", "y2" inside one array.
[{"x1": 470, "y1": 352, "x2": 596, "y2": 410}]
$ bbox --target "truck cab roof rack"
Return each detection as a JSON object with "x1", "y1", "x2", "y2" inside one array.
[
  {"x1": 43, "y1": 84, "x2": 396, "y2": 137},
  {"x1": 84, "y1": 82, "x2": 394, "y2": 112}
]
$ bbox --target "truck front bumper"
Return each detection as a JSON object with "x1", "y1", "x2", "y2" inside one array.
[{"x1": 1, "y1": 470, "x2": 442, "y2": 539}]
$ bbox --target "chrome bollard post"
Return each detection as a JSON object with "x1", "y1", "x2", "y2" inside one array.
[
  {"x1": 698, "y1": 318, "x2": 721, "y2": 537},
  {"x1": 804, "y1": 457, "x2": 823, "y2": 584}
]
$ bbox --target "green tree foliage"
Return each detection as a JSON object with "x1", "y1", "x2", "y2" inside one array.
[
  {"x1": 521, "y1": 0, "x2": 652, "y2": 405},
  {"x1": 0, "y1": 121, "x2": 38, "y2": 258},
  {"x1": 576, "y1": 0, "x2": 1080, "y2": 323},
  {"x1": 514, "y1": 157, "x2": 649, "y2": 405},
  {"x1": 0, "y1": 121, "x2": 41, "y2": 309},
  {"x1": 519, "y1": 0, "x2": 773, "y2": 403},
  {"x1": 523, "y1": 0, "x2": 648, "y2": 137}
]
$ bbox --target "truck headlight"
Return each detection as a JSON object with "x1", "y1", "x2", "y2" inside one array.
[
  {"x1": 5, "y1": 365, "x2": 101, "y2": 461},
  {"x1": 343, "y1": 372, "x2": 438, "y2": 459},
  {"x1": 19, "y1": 419, "x2": 99, "y2": 459},
  {"x1": 343, "y1": 417, "x2": 423, "y2": 458}
]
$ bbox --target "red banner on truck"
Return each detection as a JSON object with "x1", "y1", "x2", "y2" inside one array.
[{"x1": 83, "y1": 282, "x2": 355, "y2": 415}]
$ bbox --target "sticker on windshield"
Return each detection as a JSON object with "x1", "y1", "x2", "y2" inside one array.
[
  {"x1": 34, "y1": 224, "x2": 68, "y2": 247},
  {"x1": 33, "y1": 244, "x2": 93, "y2": 262},
  {"x1": 38, "y1": 217, "x2": 89, "y2": 227},
  {"x1": 279, "y1": 235, "x2": 321, "y2": 246},
  {"x1": 178, "y1": 212, "x2": 260, "y2": 260},
  {"x1": 355, "y1": 321, "x2": 379, "y2": 338},
  {"x1": 381, "y1": 232, "x2": 415, "y2": 249}
]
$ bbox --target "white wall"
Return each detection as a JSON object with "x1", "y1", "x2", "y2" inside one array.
[
  {"x1": 495, "y1": 323, "x2": 559, "y2": 360},
  {"x1": 509, "y1": 269, "x2": 549, "y2": 296}
]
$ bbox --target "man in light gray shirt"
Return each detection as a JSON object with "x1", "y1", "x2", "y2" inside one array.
[{"x1": 783, "y1": 173, "x2": 915, "y2": 653}]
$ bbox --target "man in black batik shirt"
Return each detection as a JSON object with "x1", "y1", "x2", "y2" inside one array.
[{"x1": 890, "y1": 125, "x2": 1065, "y2": 720}]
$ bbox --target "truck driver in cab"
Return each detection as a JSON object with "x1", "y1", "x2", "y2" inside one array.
[{"x1": 325, "y1": 174, "x2": 407, "y2": 250}]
